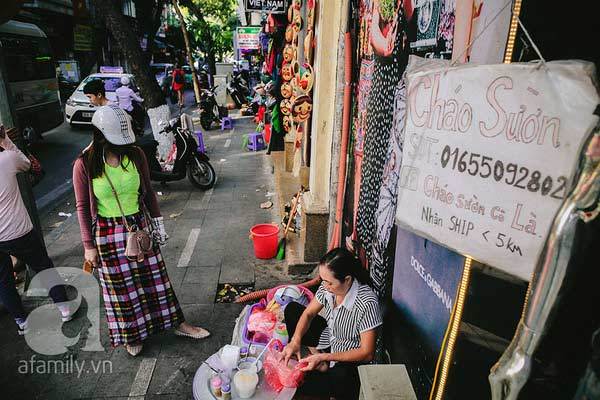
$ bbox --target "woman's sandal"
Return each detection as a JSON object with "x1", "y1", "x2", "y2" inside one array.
[
  {"x1": 174, "y1": 326, "x2": 211, "y2": 340},
  {"x1": 125, "y1": 344, "x2": 143, "y2": 356}
]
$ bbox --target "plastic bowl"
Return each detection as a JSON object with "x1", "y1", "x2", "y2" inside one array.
[{"x1": 237, "y1": 358, "x2": 263, "y2": 373}]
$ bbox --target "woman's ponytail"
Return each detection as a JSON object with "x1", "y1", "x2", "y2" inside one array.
[{"x1": 319, "y1": 247, "x2": 372, "y2": 286}]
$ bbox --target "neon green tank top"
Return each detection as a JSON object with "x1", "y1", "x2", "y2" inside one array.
[{"x1": 92, "y1": 156, "x2": 141, "y2": 218}]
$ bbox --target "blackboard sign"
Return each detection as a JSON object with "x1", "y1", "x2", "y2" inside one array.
[{"x1": 245, "y1": 0, "x2": 287, "y2": 14}]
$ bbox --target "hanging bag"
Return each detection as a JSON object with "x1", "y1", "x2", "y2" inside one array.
[{"x1": 104, "y1": 171, "x2": 153, "y2": 262}]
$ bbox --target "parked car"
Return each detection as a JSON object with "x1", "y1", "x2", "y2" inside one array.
[
  {"x1": 150, "y1": 62, "x2": 173, "y2": 88},
  {"x1": 182, "y1": 65, "x2": 193, "y2": 88},
  {"x1": 64, "y1": 73, "x2": 139, "y2": 126}
]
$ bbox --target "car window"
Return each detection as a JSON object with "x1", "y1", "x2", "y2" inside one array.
[{"x1": 77, "y1": 76, "x2": 122, "y2": 92}]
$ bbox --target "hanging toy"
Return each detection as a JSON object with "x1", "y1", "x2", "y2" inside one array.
[
  {"x1": 281, "y1": 81, "x2": 293, "y2": 98},
  {"x1": 283, "y1": 44, "x2": 296, "y2": 63},
  {"x1": 292, "y1": 14, "x2": 303, "y2": 33},
  {"x1": 281, "y1": 62, "x2": 294, "y2": 82},
  {"x1": 283, "y1": 115, "x2": 293, "y2": 132},
  {"x1": 280, "y1": 99, "x2": 292, "y2": 116},
  {"x1": 293, "y1": 62, "x2": 314, "y2": 94},
  {"x1": 285, "y1": 25, "x2": 294, "y2": 43},
  {"x1": 292, "y1": 95, "x2": 313, "y2": 123}
]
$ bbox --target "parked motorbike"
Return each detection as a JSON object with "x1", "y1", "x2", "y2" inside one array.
[
  {"x1": 227, "y1": 69, "x2": 251, "y2": 109},
  {"x1": 126, "y1": 101, "x2": 146, "y2": 137},
  {"x1": 137, "y1": 116, "x2": 216, "y2": 190},
  {"x1": 199, "y1": 86, "x2": 221, "y2": 131}
]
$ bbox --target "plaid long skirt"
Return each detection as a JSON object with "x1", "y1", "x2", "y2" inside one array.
[{"x1": 95, "y1": 213, "x2": 184, "y2": 347}]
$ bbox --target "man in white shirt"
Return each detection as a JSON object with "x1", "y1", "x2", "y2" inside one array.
[{"x1": 0, "y1": 126, "x2": 75, "y2": 335}]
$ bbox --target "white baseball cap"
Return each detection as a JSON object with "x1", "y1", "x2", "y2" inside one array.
[
  {"x1": 91, "y1": 105, "x2": 136, "y2": 145},
  {"x1": 120, "y1": 76, "x2": 130, "y2": 86}
]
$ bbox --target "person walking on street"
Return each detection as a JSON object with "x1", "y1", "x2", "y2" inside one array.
[
  {"x1": 116, "y1": 76, "x2": 144, "y2": 136},
  {"x1": 83, "y1": 79, "x2": 111, "y2": 107},
  {"x1": 72, "y1": 105, "x2": 210, "y2": 356},
  {"x1": 171, "y1": 63, "x2": 185, "y2": 108},
  {"x1": 0, "y1": 125, "x2": 75, "y2": 335}
]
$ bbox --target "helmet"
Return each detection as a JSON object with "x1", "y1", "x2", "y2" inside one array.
[
  {"x1": 91, "y1": 105, "x2": 135, "y2": 145},
  {"x1": 120, "y1": 76, "x2": 130, "y2": 86}
]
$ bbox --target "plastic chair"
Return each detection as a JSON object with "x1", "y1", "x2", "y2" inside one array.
[
  {"x1": 195, "y1": 130, "x2": 205, "y2": 153},
  {"x1": 220, "y1": 116, "x2": 233, "y2": 130},
  {"x1": 247, "y1": 132, "x2": 266, "y2": 151}
]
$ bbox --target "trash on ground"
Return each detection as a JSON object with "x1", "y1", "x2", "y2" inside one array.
[
  {"x1": 256, "y1": 189, "x2": 261, "y2": 192},
  {"x1": 260, "y1": 201, "x2": 273, "y2": 209},
  {"x1": 220, "y1": 158, "x2": 227, "y2": 162},
  {"x1": 50, "y1": 221, "x2": 64, "y2": 229},
  {"x1": 169, "y1": 212, "x2": 182, "y2": 219},
  {"x1": 265, "y1": 192, "x2": 275, "y2": 198},
  {"x1": 58, "y1": 212, "x2": 72, "y2": 218},
  {"x1": 215, "y1": 283, "x2": 255, "y2": 303},
  {"x1": 157, "y1": 191, "x2": 163, "y2": 196}
]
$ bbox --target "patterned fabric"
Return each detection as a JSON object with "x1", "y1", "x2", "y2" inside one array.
[
  {"x1": 370, "y1": 77, "x2": 407, "y2": 298},
  {"x1": 356, "y1": 10, "x2": 407, "y2": 295},
  {"x1": 314, "y1": 281, "x2": 382, "y2": 353},
  {"x1": 96, "y1": 213, "x2": 184, "y2": 347}
]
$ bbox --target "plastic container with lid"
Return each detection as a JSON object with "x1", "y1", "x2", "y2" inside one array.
[
  {"x1": 233, "y1": 369, "x2": 259, "y2": 398},
  {"x1": 210, "y1": 375, "x2": 222, "y2": 397},
  {"x1": 272, "y1": 323, "x2": 289, "y2": 346}
]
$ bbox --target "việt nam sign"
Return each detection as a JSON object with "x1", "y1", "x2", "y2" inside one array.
[
  {"x1": 395, "y1": 56, "x2": 599, "y2": 281},
  {"x1": 245, "y1": 0, "x2": 287, "y2": 13}
]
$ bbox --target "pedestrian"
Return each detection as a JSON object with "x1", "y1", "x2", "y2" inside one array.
[
  {"x1": 72, "y1": 105, "x2": 210, "y2": 356},
  {"x1": 115, "y1": 76, "x2": 144, "y2": 136},
  {"x1": 171, "y1": 62, "x2": 185, "y2": 108},
  {"x1": 83, "y1": 79, "x2": 111, "y2": 107},
  {"x1": 281, "y1": 248, "x2": 382, "y2": 400},
  {"x1": 0, "y1": 125, "x2": 76, "y2": 335}
]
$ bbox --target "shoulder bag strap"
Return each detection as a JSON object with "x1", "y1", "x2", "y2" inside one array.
[{"x1": 103, "y1": 170, "x2": 133, "y2": 232}]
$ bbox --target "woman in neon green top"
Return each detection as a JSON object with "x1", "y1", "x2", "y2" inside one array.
[
  {"x1": 92, "y1": 155, "x2": 141, "y2": 218},
  {"x1": 73, "y1": 105, "x2": 210, "y2": 357}
]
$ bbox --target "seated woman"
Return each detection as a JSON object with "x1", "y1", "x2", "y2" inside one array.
[{"x1": 282, "y1": 248, "x2": 382, "y2": 399}]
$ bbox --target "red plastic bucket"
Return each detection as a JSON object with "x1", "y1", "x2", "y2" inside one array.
[{"x1": 250, "y1": 224, "x2": 280, "y2": 259}]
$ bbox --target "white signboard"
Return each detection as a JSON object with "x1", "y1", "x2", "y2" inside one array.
[
  {"x1": 237, "y1": 26, "x2": 261, "y2": 50},
  {"x1": 396, "y1": 56, "x2": 599, "y2": 281}
]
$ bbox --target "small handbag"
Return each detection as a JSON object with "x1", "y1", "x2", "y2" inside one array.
[{"x1": 104, "y1": 172, "x2": 153, "y2": 262}]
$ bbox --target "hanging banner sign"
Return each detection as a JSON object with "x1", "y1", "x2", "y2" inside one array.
[
  {"x1": 245, "y1": 0, "x2": 287, "y2": 14},
  {"x1": 395, "y1": 56, "x2": 599, "y2": 281},
  {"x1": 236, "y1": 26, "x2": 261, "y2": 50}
]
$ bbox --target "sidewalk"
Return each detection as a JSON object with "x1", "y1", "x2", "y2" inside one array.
[{"x1": 0, "y1": 115, "x2": 305, "y2": 399}]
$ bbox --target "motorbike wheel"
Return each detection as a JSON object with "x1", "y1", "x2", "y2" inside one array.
[
  {"x1": 187, "y1": 157, "x2": 216, "y2": 190},
  {"x1": 200, "y1": 113, "x2": 213, "y2": 130}
]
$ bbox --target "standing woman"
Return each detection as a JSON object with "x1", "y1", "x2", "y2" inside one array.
[
  {"x1": 171, "y1": 62, "x2": 185, "y2": 108},
  {"x1": 73, "y1": 105, "x2": 209, "y2": 356},
  {"x1": 282, "y1": 248, "x2": 383, "y2": 399}
]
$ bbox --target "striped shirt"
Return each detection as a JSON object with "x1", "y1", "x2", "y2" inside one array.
[{"x1": 315, "y1": 280, "x2": 383, "y2": 354}]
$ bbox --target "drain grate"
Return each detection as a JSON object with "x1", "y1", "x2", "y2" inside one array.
[{"x1": 215, "y1": 283, "x2": 255, "y2": 303}]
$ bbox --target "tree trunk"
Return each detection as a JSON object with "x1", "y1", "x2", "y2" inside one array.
[
  {"x1": 177, "y1": 0, "x2": 217, "y2": 77},
  {"x1": 92, "y1": 0, "x2": 172, "y2": 160},
  {"x1": 91, "y1": 0, "x2": 165, "y2": 109},
  {"x1": 172, "y1": 0, "x2": 201, "y2": 104}
]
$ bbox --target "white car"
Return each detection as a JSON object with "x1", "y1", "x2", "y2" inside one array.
[{"x1": 65, "y1": 73, "x2": 140, "y2": 126}]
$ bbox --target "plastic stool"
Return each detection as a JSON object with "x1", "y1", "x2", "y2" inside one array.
[
  {"x1": 220, "y1": 116, "x2": 233, "y2": 130},
  {"x1": 195, "y1": 130, "x2": 205, "y2": 153},
  {"x1": 247, "y1": 132, "x2": 266, "y2": 151}
]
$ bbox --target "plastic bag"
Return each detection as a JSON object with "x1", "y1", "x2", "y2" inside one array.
[
  {"x1": 263, "y1": 347, "x2": 305, "y2": 392},
  {"x1": 247, "y1": 309, "x2": 277, "y2": 337}
]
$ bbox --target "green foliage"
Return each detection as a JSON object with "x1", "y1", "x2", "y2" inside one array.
[
  {"x1": 379, "y1": 0, "x2": 396, "y2": 22},
  {"x1": 180, "y1": 0, "x2": 237, "y2": 60}
]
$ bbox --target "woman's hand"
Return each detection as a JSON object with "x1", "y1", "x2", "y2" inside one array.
[
  {"x1": 151, "y1": 216, "x2": 169, "y2": 245},
  {"x1": 299, "y1": 353, "x2": 329, "y2": 372},
  {"x1": 282, "y1": 340, "x2": 302, "y2": 366},
  {"x1": 84, "y1": 248, "x2": 99, "y2": 268}
]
